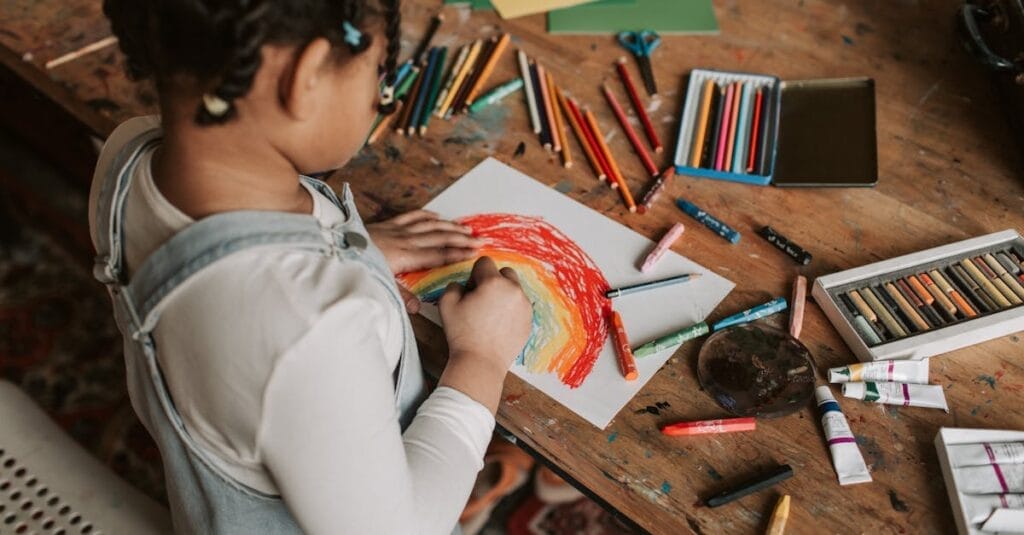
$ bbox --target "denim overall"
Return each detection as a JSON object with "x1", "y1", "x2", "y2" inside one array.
[{"x1": 92, "y1": 126, "x2": 428, "y2": 533}]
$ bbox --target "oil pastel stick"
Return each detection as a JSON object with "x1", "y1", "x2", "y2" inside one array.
[
  {"x1": 930, "y1": 269, "x2": 977, "y2": 317},
  {"x1": 712, "y1": 297, "x2": 787, "y2": 331},
  {"x1": 961, "y1": 258, "x2": 1011, "y2": 308},
  {"x1": 610, "y1": 311, "x2": 638, "y2": 381},
  {"x1": 948, "y1": 265, "x2": 996, "y2": 313},
  {"x1": 973, "y1": 257, "x2": 1021, "y2": 305},
  {"x1": 705, "y1": 464, "x2": 794, "y2": 507},
  {"x1": 633, "y1": 321, "x2": 709, "y2": 358},
  {"x1": 789, "y1": 275, "x2": 807, "y2": 339},
  {"x1": 660, "y1": 417, "x2": 756, "y2": 437},
  {"x1": 838, "y1": 293, "x2": 884, "y2": 345},
  {"x1": 640, "y1": 222, "x2": 686, "y2": 273},
  {"x1": 861, "y1": 286, "x2": 908, "y2": 338},
  {"x1": 757, "y1": 226, "x2": 812, "y2": 265},
  {"x1": 918, "y1": 273, "x2": 959, "y2": 319},
  {"x1": 985, "y1": 253, "x2": 1024, "y2": 300},
  {"x1": 676, "y1": 198, "x2": 741, "y2": 243}
]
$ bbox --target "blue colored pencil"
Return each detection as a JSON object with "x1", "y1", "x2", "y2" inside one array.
[
  {"x1": 732, "y1": 83, "x2": 754, "y2": 173},
  {"x1": 408, "y1": 47, "x2": 440, "y2": 136}
]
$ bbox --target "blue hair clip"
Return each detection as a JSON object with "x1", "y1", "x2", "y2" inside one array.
[{"x1": 342, "y1": 21, "x2": 369, "y2": 52}]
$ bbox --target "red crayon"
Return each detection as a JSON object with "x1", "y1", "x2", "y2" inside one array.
[
  {"x1": 660, "y1": 417, "x2": 757, "y2": 436},
  {"x1": 610, "y1": 311, "x2": 638, "y2": 381}
]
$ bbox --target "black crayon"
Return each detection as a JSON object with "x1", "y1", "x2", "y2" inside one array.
[
  {"x1": 758, "y1": 226, "x2": 812, "y2": 265},
  {"x1": 705, "y1": 464, "x2": 794, "y2": 508}
]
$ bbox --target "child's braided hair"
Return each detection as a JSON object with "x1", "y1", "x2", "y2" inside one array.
[{"x1": 103, "y1": 0, "x2": 401, "y2": 125}]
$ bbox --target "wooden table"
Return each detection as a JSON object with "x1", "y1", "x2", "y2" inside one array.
[{"x1": 3, "y1": 1, "x2": 1023, "y2": 533}]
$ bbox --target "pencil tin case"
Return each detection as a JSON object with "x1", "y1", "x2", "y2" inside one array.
[
  {"x1": 935, "y1": 427, "x2": 1024, "y2": 534},
  {"x1": 812, "y1": 229, "x2": 1024, "y2": 362},
  {"x1": 673, "y1": 68, "x2": 878, "y2": 187}
]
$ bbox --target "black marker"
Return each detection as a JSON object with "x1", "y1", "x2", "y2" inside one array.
[
  {"x1": 758, "y1": 226, "x2": 812, "y2": 265},
  {"x1": 705, "y1": 464, "x2": 794, "y2": 508}
]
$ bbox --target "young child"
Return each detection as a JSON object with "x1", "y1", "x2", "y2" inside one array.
[{"x1": 89, "y1": 1, "x2": 533, "y2": 533}]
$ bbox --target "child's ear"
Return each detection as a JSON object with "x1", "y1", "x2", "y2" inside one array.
[{"x1": 279, "y1": 37, "x2": 333, "y2": 120}]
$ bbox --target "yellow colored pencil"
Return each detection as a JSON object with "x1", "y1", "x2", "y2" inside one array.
[
  {"x1": 465, "y1": 33, "x2": 511, "y2": 106},
  {"x1": 585, "y1": 108, "x2": 636, "y2": 212},
  {"x1": 765, "y1": 495, "x2": 790, "y2": 535},
  {"x1": 548, "y1": 74, "x2": 572, "y2": 168},
  {"x1": 437, "y1": 40, "x2": 481, "y2": 118},
  {"x1": 689, "y1": 79, "x2": 715, "y2": 167}
]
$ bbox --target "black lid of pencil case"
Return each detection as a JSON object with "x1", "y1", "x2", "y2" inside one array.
[{"x1": 772, "y1": 77, "x2": 878, "y2": 187}]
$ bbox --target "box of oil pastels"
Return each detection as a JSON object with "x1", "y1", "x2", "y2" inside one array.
[
  {"x1": 811, "y1": 229, "x2": 1024, "y2": 362},
  {"x1": 673, "y1": 68, "x2": 877, "y2": 187},
  {"x1": 935, "y1": 427, "x2": 1024, "y2": 534}
]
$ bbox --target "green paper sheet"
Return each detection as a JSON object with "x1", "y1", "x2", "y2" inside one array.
[{"x1": 548, "y1": 0, "x2": 719, "y2": 35}]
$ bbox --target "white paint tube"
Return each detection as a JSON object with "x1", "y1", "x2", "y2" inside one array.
[
  {"x1": 815, "y1": 386, "x2": 872, "y2": 486},
  {"x1": 956, "y1": 464, "x2": 1024, "y2": 494},
  {"x1": 841, "y1": 381, "x2": 948, "y2": 412},
  {"x1": 963, "y1": 494, "x2": 1024, "y2": 524},
  {"x1": 828, "y1": 359, "x2": 929, "y2": 384},
  {"x1": 949, "y1": 442, "x2": 1024, "y2": 468}
]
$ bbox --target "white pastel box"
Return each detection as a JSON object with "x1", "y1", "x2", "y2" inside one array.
[
  {"x1": 811, "y1": 229, "x2": 1024, "y2": 362},
  {"x1": 935, "y1": 427, "x2": 1024, "y2": 534}
]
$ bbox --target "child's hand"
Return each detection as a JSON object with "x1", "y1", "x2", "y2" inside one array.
[
  {"x1": 437, "y1": 257, "x2": 533, "y2": 414},
  {"x1": 368, "y1": 210, "x2": 484, "y2": 272}
]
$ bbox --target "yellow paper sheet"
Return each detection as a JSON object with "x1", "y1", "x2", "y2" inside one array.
[{"x1": 490, "y1": 0, "x2": 598, "y2": 19}]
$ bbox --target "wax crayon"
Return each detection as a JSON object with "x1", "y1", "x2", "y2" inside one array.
[{"x1": 676, "y1": 198, "x2": 741, "y2": 244}]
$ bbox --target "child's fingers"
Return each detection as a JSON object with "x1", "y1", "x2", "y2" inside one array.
[
  {"x1": 499, "y1": 266, "x2": 520, "y2": 284},
  {"x1": 404, "y1": 219, "x2": 474, "y2": 236},
  {"x1": 438, "y1": 281, "x2": 465, "y2": 310},
  {"x1": 398, "y1": 286, "x2": 421, "y2": 314},
  {"x1": 470, "y1": 256, "x2": 500, "y2": 283},
  {"x1": 408, "y1": 231, "x2": 485, "y2": 249},
  {"x1": 390, "y1": 210, "x2": 439, "y2": 226}
]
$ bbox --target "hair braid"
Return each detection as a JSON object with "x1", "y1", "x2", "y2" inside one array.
[
  {"x1": 378, "y1": 0, "x2": 402, "y2": 113},
  {"x1": 195, "y1": 0, "x2": 272, "y2": 124},
  {"x1": 102, "y1": 0, "x2": 153, "y2": 80}
]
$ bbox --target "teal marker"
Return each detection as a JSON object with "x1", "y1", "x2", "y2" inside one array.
[
  {"x1": 712, "y1": 297, "x2": 788, "y2": 331},
  {"x1": 469, "y1": 78, "x2": 525, "y2": 114},
  {"x1": 633, "y1": 322, "x2": 709, "y2": 358}
]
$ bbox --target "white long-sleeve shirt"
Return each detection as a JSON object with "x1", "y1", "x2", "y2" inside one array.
[{"x1": 90, "y1": 116, "x2": 494, "y2": 534}]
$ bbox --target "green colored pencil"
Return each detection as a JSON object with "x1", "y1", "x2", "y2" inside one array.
[{"x1": 419, "y1": 46, "x2": 448, "y2": 135}]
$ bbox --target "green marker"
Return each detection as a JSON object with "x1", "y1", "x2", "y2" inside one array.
[
  {"x1": 468, "y1": 78, "x2": 525, "y2": 114},
  {"x1": 632, "y1": 321, "x2": 709, "y2": 358}
]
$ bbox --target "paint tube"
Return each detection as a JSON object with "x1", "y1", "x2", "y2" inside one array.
[
  {"x1": 955, "y1": 464, "x2": 1024, "y2": 494},
  {"x1": 963, "y1": 494, "x2": 1024, "y2": 524},
  {"x1": 828, "y1": 359, "x2": 929, "y2": 384},
  {"x1": 815, "y1": 386, "x2": 872, "y2": 486},
  {"x1": 949, "y1": 442, "x2": 1024, "y2": 468},
  {"x1": 841, "y1": 381, "x2": 949, "y2": 412}
]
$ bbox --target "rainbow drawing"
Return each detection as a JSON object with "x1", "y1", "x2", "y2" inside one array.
[{"x1": 398, "y1": 213, "x2": 611, "y2": 388}]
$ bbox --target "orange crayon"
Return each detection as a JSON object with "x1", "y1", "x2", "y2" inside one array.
[{"x1": 610, "y1": 311, "x2": 638, "y2": 381}]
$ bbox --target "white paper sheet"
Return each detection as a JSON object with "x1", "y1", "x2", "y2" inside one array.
[{"x1": 414, "y1": 158, "x2": 734, "y2": 428}]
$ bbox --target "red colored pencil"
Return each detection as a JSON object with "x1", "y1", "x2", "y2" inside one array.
[
  {"x1": 602, "y1": 83, "x2": 659, "y2": 177},
  {"x1": 615, "y1": 57, "x2": 662, "y2": 153},
  {"x1": 569, "y1": 98, "x2": 615, "y2": 186},
  {"x1": 746, "y1": 87, "x2": 764, "y2": 173}
]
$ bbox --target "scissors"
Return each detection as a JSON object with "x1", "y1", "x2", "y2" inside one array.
[{"x1": 617, "y1": 30, "x2": 661, "y2": 96}]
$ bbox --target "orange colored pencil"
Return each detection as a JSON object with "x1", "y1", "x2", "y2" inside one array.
[
  {"x1": 602, "y1": 83, "x2": 658, "y2": 177},
  {"x1": 464, "y1": 33, "x2": 511, "y2": 106},
  {"x1": 585, "y1": 108, "x2": 636, "y2": 212},
  {"x1": 548, "y1": 74, "x2": 572, "y2": 168},
  {"x1": 561, "y1": 94, "x2": 605, "y2": 180},
  {"x1": 367, "y1": 101, "x2": 402, "y2": 144},
  {"x1": 536, "y1": 63, "x2": 559, "y2": 152}
]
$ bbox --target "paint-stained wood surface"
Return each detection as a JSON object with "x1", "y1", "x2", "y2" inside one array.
[{"x1": 2, "y1": 1, "x2": 1023, "y2": 533}]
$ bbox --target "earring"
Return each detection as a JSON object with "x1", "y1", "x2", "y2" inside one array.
[
  {"x1": 342, "y1": 21, "x2": 370, "y2": 53},
  {"x1": 202, "y1": 93, "x2": 230, "y2": 117}
]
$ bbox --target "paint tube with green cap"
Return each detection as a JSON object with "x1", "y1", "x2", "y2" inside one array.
[
  {"x1": 632, "y1": 322, "x2": 709, "y2": 358},
  {"x1": 828, "y1": 359, "x2": 929, "y2": 384},
  {"x1": 963, "y1": 494, "x2": 1024, "y2": 523},
  {"x1": 841, "y1": 381, "x2": 948, "y2": 412}
]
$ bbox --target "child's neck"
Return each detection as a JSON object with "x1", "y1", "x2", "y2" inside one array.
[{"x1": 152, "y1": 120, "x2": 313, "y2": 220}]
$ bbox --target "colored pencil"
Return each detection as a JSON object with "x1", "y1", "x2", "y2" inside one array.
[
  {"x1": 731, "y1": 83, "x2": 754, "y2": 173},
  {"x1": 723, "y1": 82, "x2": 743, "y2": 173},
  {"x1": 572, "y1": 99, "x2": 613, "y2": 183},
  {"x1": 746, "y1": 87, "x2": 764, "y2": 173},
  {"x1": 537, "y1": 63, "x2": 559, "y2": 152},
  {"x1": 367, "y1": 101, "x2": 402, "y2": 144},
  {"x1": 408, "y1": 47, "x2": 440, "y2": 135},
  {"x1": 437, "y1": 40, "x2": 481, "y2": 117},
  {"x1": 561, "y1": 93, "x2": 606, "y2": 181},
  {"x1": 688, "y1": 80, "x2": 715, "y2": 166},
  {"x1": 465, "y1": 33, "x2": 511, "y2": 107},
  {"x1": 616, "y1": 57, "x2": 662, "y2": 153},
  {"x1": 449, "y1": 38, "x2": 494, "y2": 118},
  {"x1": 602, "y1": 84, "x2": 658, "y2": 176},
  {"x1": 530, "y1": 62, "x2": 552, "y2": 149},
  {"x1": 412, "y1": 15, "x2": 443, "y2": 65},
  {"x1": 606, "y1": 273, "x2": 701, "y2": 299},
  {"x1": 549, "y1": 80, "x2": 572, "y2": 168},
  {"x1": 45, "y1": 35, "x2": 118, "y2": 70},
  {"x1": 610, "y1": 311, "x2": 638, "y2": 381},
  {"x1": 396, "y1": 66, "x2": 426, "y2": 134},
  {"x1": 790, "y1": 275, "x2": 807, "y2": 339},
  {"x1": 518, "y1": 50, "x2": 541, "y2": 134},
  {"x1": 434, "y1": 45, "x2": 469, "y2": 116},
  {"x1": 703, "y1": 84, "x2": 725, "y2": 169},
  {"x1": 586, "y1": 108, "x2": 637, "y2": 211},
  {"x1": 756, "y1": 85, "x2": 775, "y2": 175},
  {"x1": 419, "y1": 47, "x2": 448, "y2": 134},
  {"x1": 714, "y1": 83, "x2": 736, "y2": 171},
  {"x1": 637, "y1": 167, "x2": 673, "y2": 214}
]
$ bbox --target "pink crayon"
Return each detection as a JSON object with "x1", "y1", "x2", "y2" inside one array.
[
  {"x1": 640, "y1": 223, "x2": 686, "y2": 273},
  {"x1": 790, "y1": 275, "x2": 807, "y2": 339}
]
